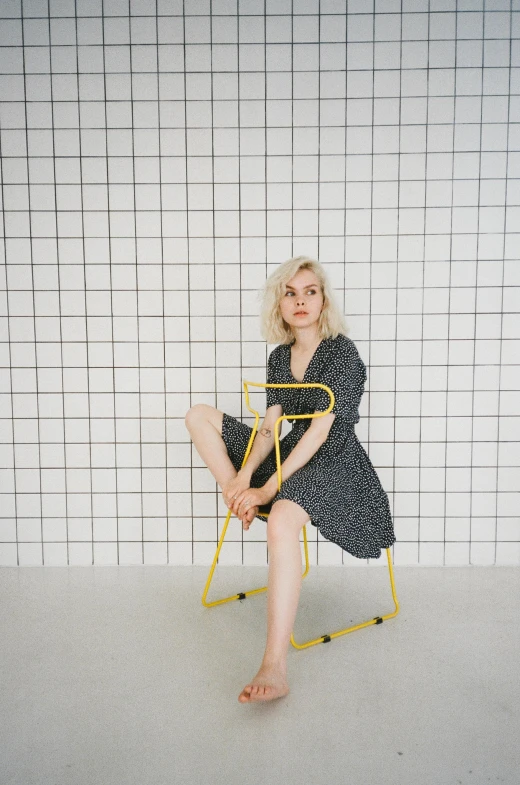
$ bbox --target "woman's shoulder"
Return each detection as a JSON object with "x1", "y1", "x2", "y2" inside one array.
[
  {"x1": 330, "y1": 332, "x2": 358, "y2": 355},
  {"x1": 329, "y1": 334, "x2": 366, "y2": 369},
  {"x1": 268, "y1": 343, "x2": 286, "y2": 364}
]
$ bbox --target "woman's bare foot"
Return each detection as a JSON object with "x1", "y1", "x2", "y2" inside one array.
[
  {"x1": 242, "y1": 505, "x2": 259, "y2": 531},
  {"x1": 238, "y1": 665, "x2": 290, "y2": 703}
]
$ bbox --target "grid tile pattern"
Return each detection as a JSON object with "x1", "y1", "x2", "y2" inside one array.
[{"x1": 0, "y1": 1, "x2": 519, "y2": 567}]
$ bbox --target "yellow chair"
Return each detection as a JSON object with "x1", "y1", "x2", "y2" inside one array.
[{"x1": 201, "y1": 380, "x2": 399, "y2": 649}]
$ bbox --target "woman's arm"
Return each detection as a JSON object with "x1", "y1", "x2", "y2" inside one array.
[
  {"x1": 262, "y1": 426, "x2": 328, "y2": 500},
  {"x1": 238, "y1": 404, "x2": 283, "y2": 479}
]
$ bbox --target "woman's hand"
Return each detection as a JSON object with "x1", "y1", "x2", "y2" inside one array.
[
  {"x1": 222, "y1": 470, "x2": 252, "y2": 512},
  {"x1": 230, "y1": 486, "x2": 273, "y2": 521}
]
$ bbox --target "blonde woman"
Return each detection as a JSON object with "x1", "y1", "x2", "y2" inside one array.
[{"x1": 185, "y1": 256, "x2": 396, "y2": 704}]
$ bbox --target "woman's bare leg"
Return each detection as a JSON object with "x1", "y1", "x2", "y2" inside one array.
[
  {"x1": 238, "y1": 500, "x2": 309, "y2": 704},
  {"x1": 184, "y1": 404, "x2": 258, "y2": 526},
  {"x1": 185, "y1": 404, "x2": 237, "y2": 488},
  {"x1": 186, "y1": 409, "x2": 307, "y2": 702}
]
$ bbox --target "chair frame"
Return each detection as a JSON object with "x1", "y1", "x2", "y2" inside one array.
[{"x1": 201, "y1": 380, "x2": 399, "y2": 649}]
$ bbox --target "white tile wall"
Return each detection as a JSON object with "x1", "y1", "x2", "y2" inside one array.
[{"x1": 0, "y1": 1, "x2": 519, "y2": 568}]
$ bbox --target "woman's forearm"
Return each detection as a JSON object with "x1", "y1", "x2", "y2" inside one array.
[
  {"x1": 239, "y1": 422, "x2": 279, "y2": 478},
  {"x1": 263, "y1": 428, "x2": 325, "y2": 498}
]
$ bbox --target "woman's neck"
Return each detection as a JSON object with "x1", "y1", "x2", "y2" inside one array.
[{"x1": 290, "y1": 329, "x2": 322, "y2": 353}]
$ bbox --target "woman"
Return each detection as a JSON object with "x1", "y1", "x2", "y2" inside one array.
[{"x1": 185, "y1": 256, "x2": 396, "y2": 704}]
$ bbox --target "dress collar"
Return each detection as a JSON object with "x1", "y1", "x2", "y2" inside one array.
[{"x1": 285, "y1": 336, "x2": 334, "y2": 382}]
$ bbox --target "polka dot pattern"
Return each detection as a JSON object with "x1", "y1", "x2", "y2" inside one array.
[{"x1": 221, "y1": 334, "x2": 396, "y2": 560}]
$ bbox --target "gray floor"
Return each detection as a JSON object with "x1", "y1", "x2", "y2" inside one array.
[{"x1": 1, "y1": 565, "x2": 519, "y2": 785}]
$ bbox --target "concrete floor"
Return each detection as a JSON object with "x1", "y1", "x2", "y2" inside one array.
[{"x1": 0, "y1": 565, "x2": 519, "y2": 785}]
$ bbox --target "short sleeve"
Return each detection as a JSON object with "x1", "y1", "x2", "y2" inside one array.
[
  {"x1": 314, "y1": 339, "x2": 367, "y2": 423},
  {"x1": 266, "y1": 348, "x2": 282, "y2": 409}
]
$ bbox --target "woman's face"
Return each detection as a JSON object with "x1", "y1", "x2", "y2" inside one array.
[{"x1": 278, "y1": 269, "x2": 324, "y2": 332}]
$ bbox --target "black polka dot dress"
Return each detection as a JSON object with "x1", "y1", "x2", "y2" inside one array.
[{"x1": 221, "y1": 334, "x2": 396, "y2": 560}]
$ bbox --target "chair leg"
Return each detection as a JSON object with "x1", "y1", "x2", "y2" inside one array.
[{"x1": 289, "y1": 546, "x2": 400, "y2": 649}]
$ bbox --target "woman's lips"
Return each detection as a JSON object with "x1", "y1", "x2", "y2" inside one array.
[{"x1": 294, "y1": 312, "x2": 308, "y2": 316}]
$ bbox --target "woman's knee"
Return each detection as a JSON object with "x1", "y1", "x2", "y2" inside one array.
[
  {"x1": 185, "y1": 403, "x2": 204, "y2": 430},
  {"x1": 185, "y1": 403, "x2": 222, "y2": 433},
  {"x1": 267, "y1": 500, "x2": 309, "y2": 540}
]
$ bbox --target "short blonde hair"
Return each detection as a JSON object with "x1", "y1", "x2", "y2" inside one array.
[{"x1": 259, "y1": 256, "x2": 349, "y2": 345}]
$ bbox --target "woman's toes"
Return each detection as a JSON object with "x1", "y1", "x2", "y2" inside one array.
[{"x1": 239, "y1": 673, "x2": 289, "y2": 703}]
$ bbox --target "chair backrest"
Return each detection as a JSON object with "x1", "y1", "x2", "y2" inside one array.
[{"x1": 240, "y1": 380, "x2": 335, "y2": 493}]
